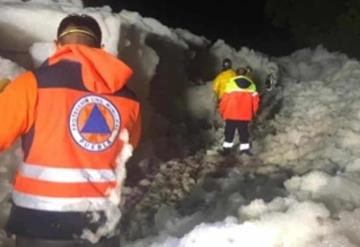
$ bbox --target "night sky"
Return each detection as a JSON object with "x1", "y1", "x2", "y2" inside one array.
[{"x1": 84, "y1": 0, "x2": 296, "y2": 56}]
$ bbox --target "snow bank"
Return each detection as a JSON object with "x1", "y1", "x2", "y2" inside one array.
[
  {"x1": 257, "y1": 46, "x2": 360, "y2": 175},
  {"x1": 0, "y1": 2, "x2": 119, "y2": 68},
  {"x1": 129, "y1": 169, "x2": 360, "y2": 247}
]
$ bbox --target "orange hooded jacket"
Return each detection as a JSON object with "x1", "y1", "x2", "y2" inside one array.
[
  {"x1": 219, "y1": 75, "x2": 259, "y2": 121},
  {"x1": 0, "y1": 44, "x2": 141, "y2": 212}
]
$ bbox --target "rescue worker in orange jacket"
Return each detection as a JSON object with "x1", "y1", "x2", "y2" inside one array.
[
  {"x1": 0, "y1": 14, "x2": 141, "y2": 247},
  {"x1": 212, "y1": 58, "x2": 237, "y2": 100},
  {"x1": 219, "y1": 69, "x2": 259, "y2": 156}
]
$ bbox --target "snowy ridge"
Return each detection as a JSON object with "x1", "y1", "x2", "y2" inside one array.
[
  {"x1": 119, "y1": 10, "x2": 210, "y2": 50},
  {"x1": 258, "y1": 46, "x2": 360, "y2": 172}
]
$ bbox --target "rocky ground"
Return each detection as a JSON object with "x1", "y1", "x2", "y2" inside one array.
[
  {"x1": 119, "y1": 140, "x2": 287, "y2": 241},
  {"x1": 119, "y1": 87, "x2": 284, "y2": 241}
]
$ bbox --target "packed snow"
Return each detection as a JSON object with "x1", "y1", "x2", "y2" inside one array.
[{"x1": 1, "y1": 1, "x2": 360, "y2": 247}]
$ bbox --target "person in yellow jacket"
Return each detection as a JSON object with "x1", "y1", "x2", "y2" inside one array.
[{"x1": 212, "y1": 58, "x2": 236, "y2": 100}]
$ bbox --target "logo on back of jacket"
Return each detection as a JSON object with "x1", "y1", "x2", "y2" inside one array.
[{"x1": 69, "y1": 95, "x2": 121, "y2": 152}]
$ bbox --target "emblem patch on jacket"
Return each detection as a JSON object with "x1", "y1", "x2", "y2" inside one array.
[{"x1": 69, "y1": 95, "x2": 121, "y2": 151}]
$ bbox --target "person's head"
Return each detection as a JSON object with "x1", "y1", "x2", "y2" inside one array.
[
  {"x1": 56, "y1": 14, "x2": 102, "y2": 48},
  {"x1": 222, "y1": 58, "x2": 232, "y2": 70},
  {"x1": 236, "y1": 67, "x2": 247, "y2": 75},
  {"x1": 246, "y1": 66, "x2": 252, "y2": 73}
]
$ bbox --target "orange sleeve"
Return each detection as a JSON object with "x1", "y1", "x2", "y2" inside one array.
[
  {"x1": 129, "y1": 103, "x2": 141, "y2": 148},
  {"x1": 0, "y1": 72, "x2": 37, "y2": 151}
]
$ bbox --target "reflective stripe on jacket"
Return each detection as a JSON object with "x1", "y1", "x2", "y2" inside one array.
[
  {"x1": 219, "y1": 76, "x2": 259, "y2": 121},
  {"x1": 212, "y1": 69, "x2": 236, "y2": 99},
  {"x1": 0, "y1": 44, "x2": 141, "y2": 212}
]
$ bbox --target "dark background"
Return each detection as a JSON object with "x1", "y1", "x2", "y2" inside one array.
[{"x1": 84, "y1": 0, "x2": 360, "y2": 58}]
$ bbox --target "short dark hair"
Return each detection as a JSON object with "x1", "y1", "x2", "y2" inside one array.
[
  {"x1": 57, "y1": 14, "x2": 102, "y2": 47},
  {"x1": 236, "y1": 67, "x2": 247, "y2": 75}
]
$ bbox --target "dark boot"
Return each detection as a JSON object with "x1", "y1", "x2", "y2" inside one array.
[
  {"x1": 219, "y1": 147, "x2": 232, "y2": 156},
  {"x1": 240, "y1": 149, "x2": 253, "y2": 156}
]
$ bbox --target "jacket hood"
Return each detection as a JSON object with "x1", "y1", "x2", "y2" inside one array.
[
  {"x1": 48, "y1": 44, "x2": 133, "y2": 94},
  {"x1": 234, "y1": 77, "x2": 251, "y2": 89}
]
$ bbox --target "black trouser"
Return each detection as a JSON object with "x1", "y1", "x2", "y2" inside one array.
[
  {"x1": 7, "y1": 205, "x2": 120, "y2": 247},
  {"x1": 16, "y1": 235, "x2": 120, "y2": 247},
  {"x1": 224, "y1": 120, "x2": 249, "y2": 145}
]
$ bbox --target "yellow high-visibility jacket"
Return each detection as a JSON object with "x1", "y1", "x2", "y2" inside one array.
[{"x1": 212, "y1": 69, "x2": 236, "y2": 99}]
